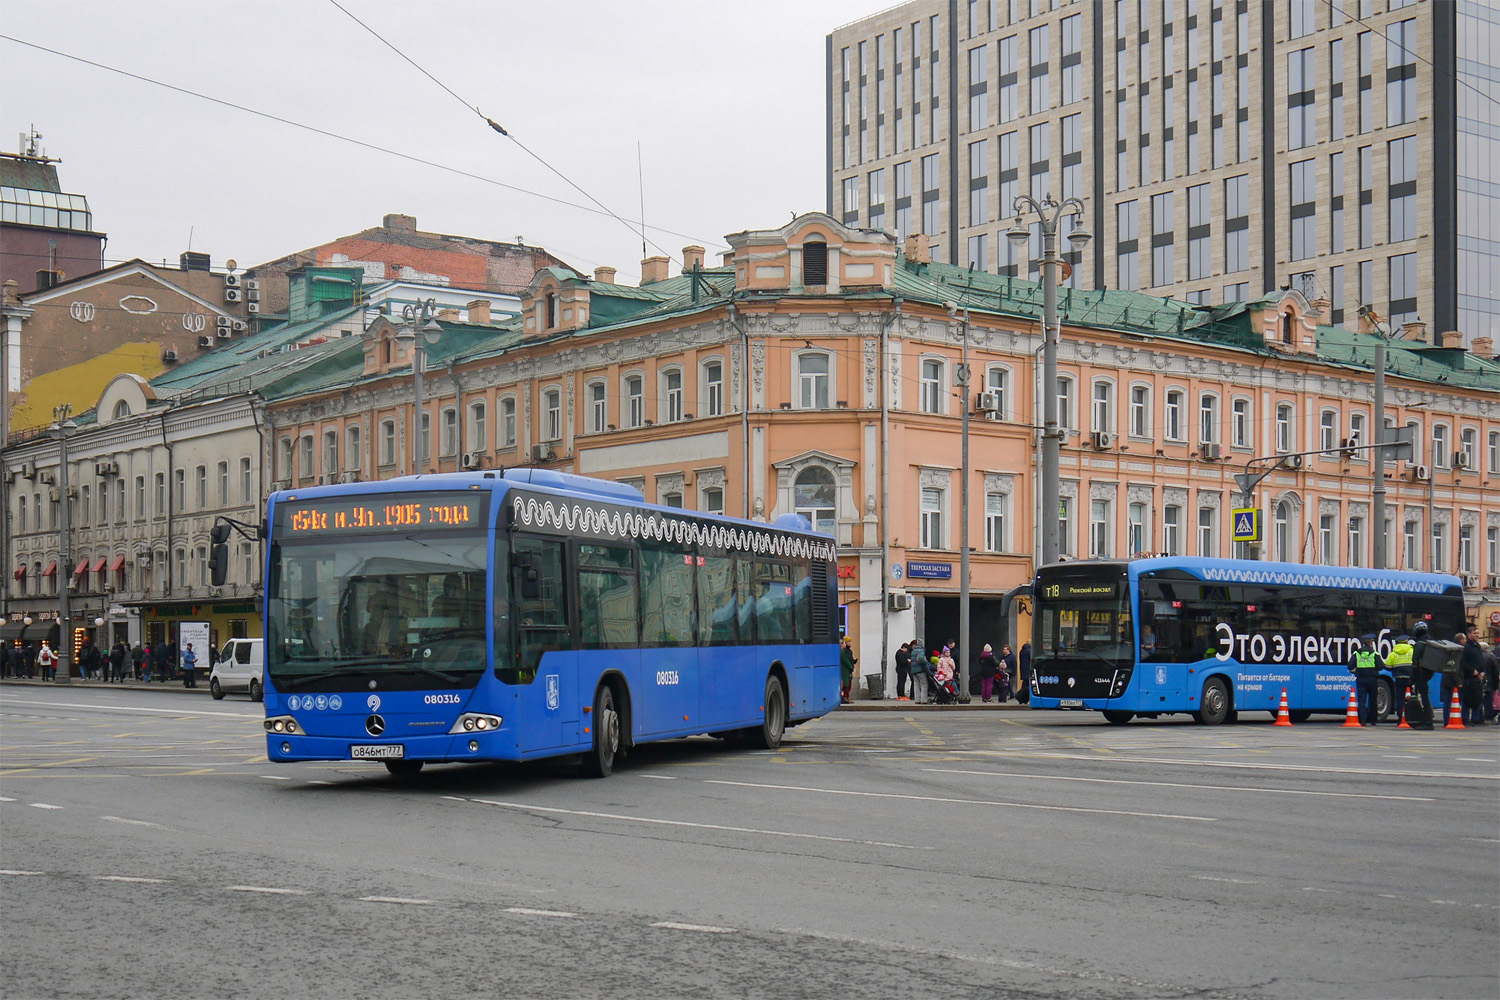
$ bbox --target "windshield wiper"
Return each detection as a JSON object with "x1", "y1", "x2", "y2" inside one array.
[
  {"x1": 387, "y1": 661, "x2": 461, "y2": 684},
  {"x1": 279, "y1": 664, "x2": 385, "y2": 688}
]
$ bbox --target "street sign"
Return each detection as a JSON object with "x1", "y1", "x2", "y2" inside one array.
[
  {"x1": 1232, "y1": 508, "x2": 1262, "y2": 543},
  {"x1": 1380, "y1": 424, "x2": 1415, "y2": 461},
  {"x1": 1232, "y1": 473, "x2": 1257, "y2": 495}
]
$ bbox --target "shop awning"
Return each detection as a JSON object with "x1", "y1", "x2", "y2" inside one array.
[
  {"x1": 12, "y1": 566, "x2": 23, "y2": 581},
  {"x1": 42, "y1": 561, "x2": 57, "y2": 578},
  {"x1": 108, "y1": 555, "x2": 126, "y2": 573},
  {"x1": 0, "y1": 619, "x2": 30, "y2": 639},
  {"x1": 73, "y1": 558, "x2": 90, "y2": 578},
  {"x1": 90, "y1": 556, "x2": 107, "y2": 573}
]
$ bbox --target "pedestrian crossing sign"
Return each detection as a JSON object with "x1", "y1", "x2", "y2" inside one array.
[{"x1": 1232, "y1": 508, "x2": 1261, "y2": 543}]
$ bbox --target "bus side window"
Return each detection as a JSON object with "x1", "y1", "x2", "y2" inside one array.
[
  {"x1": 505, "y1": 537, "x2": 570, "y2": 684},
  {"x1": 696, "y1": 554, "x2": 737, "y2": 646},
  {"x1": 792, "y1": 559, "x2": 813, "y2": 642},
  {"x1": 640, "y1": 545, "x2": 694, "y2": 647},
  {"x1": 735, "y1": 557, "x2": 755, "y2": 644}
]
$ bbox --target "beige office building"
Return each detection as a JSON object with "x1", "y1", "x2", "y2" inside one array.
[{"x1": 827, "y1": 0, "x2": 1498, "y2": 346}]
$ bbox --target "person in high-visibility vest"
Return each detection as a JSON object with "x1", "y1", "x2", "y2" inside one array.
[
  {"x1": 1347, "y1": 634, "x2": 1386, "y2": 726},
  {"x1": 1386, "y1": 634, "x2": 1415, "y2": 724}
]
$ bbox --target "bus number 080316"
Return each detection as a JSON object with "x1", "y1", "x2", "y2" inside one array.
[{"x1": 656, "y1": 671, "x2": 680, "y2": 686}]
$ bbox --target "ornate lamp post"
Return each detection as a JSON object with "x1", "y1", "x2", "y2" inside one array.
[
  {"x1": 395, "y1": 299, "x2": 442, "y2": 475},
  {"x1": 50, "y1": 403, "x2": 77, "y2": 682},
  {"x1": 1006, "y1": 196, "x2": 1092, "y2": 568}
]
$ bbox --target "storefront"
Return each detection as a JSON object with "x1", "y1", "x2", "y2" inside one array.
[{"x1": 135, "y1": 600, "x2": 261, "y2": 658}]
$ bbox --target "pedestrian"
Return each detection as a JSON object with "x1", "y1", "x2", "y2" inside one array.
[
  {"x1": 1484, "y1": 642, "x2": 1500, "y2": 725},
  {"x1": 109, "y1": 641, "x2": 125, "y2": 683},
  {"x1": 165, "y1": 640, "x2": 178, "y2": 683},
  {"x1": 1387, "y1": 633, "x2": 1414, "y2": 725},
  {"x1": 908, "y1": 638, "x2": 929, "y2": 704},
  {"x1": 936, "y1": 645, "x2": 956, "y2": 690},
  {"x1": 1405, "y1": 621, "x2": 1436, "y2": 729},
  {"x1": 152, "y1": 642, "x2": 167, "y2": 682},
  {"x1": 181, "y1": 642, "x2": 198, "y2": 689},
  {"x1": 998, "y1": 644, "x2": 1016, "y2": 702},
  {"x1": 1347, "y1": 634, "x2": 1384, "y2": 726},
  {"x1": 977, "y1": 643, "x2": 999, "y2": 703},
  {"x1": 894, "y1": 641, "x2": 911, "y2": 701},
  {"x1": 1442, "y1": 632, "x2": 1468, "y2": 725},
  {"x1": 23, "y1": 641, "x2": 37, "y2": 679},
  {"x1": 839, "y1": 636, "x2": 857, "y2": 703},
  {"x1": 131, "y1": 642, "x2": 144, "y2": 681},
  {"x1": 37, "y1": 640, "x2": 57, "y2": 682},
  {"x1": 1460, "y1": 626, "x2": 1486, "y2": 726},
  {"x1": 0, "y1": 642, "x2": 10, "y2": 678}
]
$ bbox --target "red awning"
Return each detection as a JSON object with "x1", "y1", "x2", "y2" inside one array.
[
  {"x1": 90, "y1": 556, "x2": 107, "y2": 573},
  {"x1": 108, "y1": 555, "x2": 126, "y2": 573},
  {"x1": 12, "y1": 566, "x2": 24, "y2": 581},
  {"x1": 73, "y1": 558, "x2": 90, "y2": 577},
  {"x1": 42, "y1": 561, "x2": 57, "y2": 578}
]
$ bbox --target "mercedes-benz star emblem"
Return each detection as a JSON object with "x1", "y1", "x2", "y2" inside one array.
[{"x1": 365, "y1": 714, "x2": 386, "y2": 737}]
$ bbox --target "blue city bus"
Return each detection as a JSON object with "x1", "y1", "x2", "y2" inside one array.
[
  {"x1": 1029, "y1": 557, "x2": 1466, "y2": 724},
  {"x1": 253, "y1": 469, "x2": 840, "y2": 776}
]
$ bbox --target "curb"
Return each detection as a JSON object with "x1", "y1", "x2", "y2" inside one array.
[
  {"x1": 837, "y1": 700, "x2": 1032, "y2": 711},
  {"x1": 0, "y1": 678, "x2": 210, "y2": 695}
]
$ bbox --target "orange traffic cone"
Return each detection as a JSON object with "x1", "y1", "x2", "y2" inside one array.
[
  {"x1": 1342, "y1": 687, "x2": 1362, "y2": 727},
  {"x1": 1395, "y1": 698, "x2": 1411, "y2": 729},
  {"x1": 1445, "y1": 689, "x2": 1465, "y2": 729},
  {"x1": 1273, "y1": 687, "x2": 1293, "y2": 726}
]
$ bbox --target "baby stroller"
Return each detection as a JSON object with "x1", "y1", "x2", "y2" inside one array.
[{"x1": 932, "y1": 671, "x2": 961, "y2": 704}]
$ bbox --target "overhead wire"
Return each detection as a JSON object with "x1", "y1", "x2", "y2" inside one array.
[{"x1": 1315, "y1": 0, "x2": 1499, "y2": 111}]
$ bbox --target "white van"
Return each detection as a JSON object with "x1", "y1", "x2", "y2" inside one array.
[{"x1": 209, "y1": 638, "x2": 264, "y2": 701}]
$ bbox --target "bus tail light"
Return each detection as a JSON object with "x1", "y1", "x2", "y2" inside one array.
[{"x1": 449, "y1": 713, "x2": 502, "y2": 735}]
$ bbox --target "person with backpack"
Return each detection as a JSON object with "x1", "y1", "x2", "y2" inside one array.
[
  {"x1": 908, "y1": 638, "x2": 929, "y2": 704},
  {"x1": 1386, "y1": 634, "x2": 1415, "y2": 726},
  {"x1": 37, "y1": 640, "x2": 57, "y2": 681}
]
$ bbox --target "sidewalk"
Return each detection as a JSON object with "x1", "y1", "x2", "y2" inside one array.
[
  {"x1": 838, "y1": 696, "x2": 1031, "y2": 711},
  {"x1": 0, "y1": 676, "x2": 211, "y2": 695}
]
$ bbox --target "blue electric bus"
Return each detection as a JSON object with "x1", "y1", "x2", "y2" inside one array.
[
  {"x1": 248, "y1": 469, "x2": 840, "y2": 776},
  {"x1": 1029, "y1": 557, "x2": 1466, "y2": 724}
]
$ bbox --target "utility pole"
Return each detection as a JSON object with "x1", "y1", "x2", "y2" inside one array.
[{"x1": 52, "y1": 404, "x2": 77, "y2": 682}]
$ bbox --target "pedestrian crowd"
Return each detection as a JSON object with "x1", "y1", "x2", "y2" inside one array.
[
  {"x1": 1347, "y1": 621, "x2": 1499, "y2": 728},
  {"x1": 1, "y1": 637, "x2": 199, "y2": 688},
  {"x1": 883, "y1": 636, "x2": 1033, "y2": 705}
]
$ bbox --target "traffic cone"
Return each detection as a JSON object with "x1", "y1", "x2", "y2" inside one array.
[
  {"x1": 1342, "y1": 687, "x2": 1362, "y2": 727},
  {"x1": 1445, "y1": 689, "x2": 1465, "y2": 729},
  {"x1": 1273, "y1": 688, "x2": 1293, "y2": 726},
  {"x1": 1395, "y1": 697, "x2": 1411, "y2": 729}
]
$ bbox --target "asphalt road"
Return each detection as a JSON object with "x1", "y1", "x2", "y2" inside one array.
[{"x1": 2, "y1": 683, "x2": 1497, "y2": 1000}]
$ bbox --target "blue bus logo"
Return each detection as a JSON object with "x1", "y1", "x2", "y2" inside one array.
[{"x1": 545, "y1": 674, "x2": 560, "y2": 711}]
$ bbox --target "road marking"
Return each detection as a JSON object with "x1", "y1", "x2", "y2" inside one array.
[
  {"x1": 1382, "y1": 755, "x2": 1420, "y2": 759},
  {"x1": 102, "y1": 816, "x2": 174, "y2": 830},
  {"x1": 0, "y1": 699, "x2": 252, "y2": 719},
  {"x1": 0, "y1": 869, "x2": 45, "y2": 876},
  {"x1": 1455, "y1": 758, "x2": 1495, "y2": 763},
  {"x1": 260, "y1": 775, "x2": 291, "y2": 781},
  {"x1": 706, "y1": 779, "x2": 1218, "y2": 823},
  {"x1": 927, "y1": 768, "x2": 1434, "y2": 802},
  {"x1": 1192, "y1": 875, "x2": 1261, "y2": 884},
  {"x1": 995, "y1": 751, "x2": 1500, "y2": 781},
  {"x1": 635, "y1": 774, "x2": 679, "y2": 779},
  {"x1": 649, "y1": 921, "x2": 735, "y2": 934},
  {"x1": 28, "y1": 802, "x2": 62, "y2": 810},
  {"x1": 94, "y1": 875, "x2": 166, "y2": 884},
  {"x1": 360, "y1": 896, "x2": 435, "y2": 905},
  {"x1": 466, "y1": 797, "x2": 932, "y2": 849},
  {"x1": 0, "y1": 796, "x2": 14, "y2": 801},
  {"x1": 226, "y1": 885, "x2": 307, "y2": 895},
  {"x1": 1462, "y1": 837, "x2": 1500, "y2": 844},
  {"x1": 308, "y1": 780, "x2": 333, "y2": 785},
  {"x1": 504, "y1": 907, "x2": 578, "y2": 918}
]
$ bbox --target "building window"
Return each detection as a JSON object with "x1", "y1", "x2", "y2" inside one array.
[
  {"x1": 998, "y1": 34, "x2": 1018, "y2": 123},
  {"x1": 1150, "y1": 192, "x2": 1174, "y2": 287},
  {"x1": 1386, "y1": 19, "x2": 1417, "y2": 126},
  {"x1": 894, "y1": 161, "x2": 913, "y2": 239},
  {"x1": 1089, "y1": 499, "x2": 1112, "y2": 558},
  {"x1": 1431, "y1": 522, "x2": 1447, "y2": 573},
  {"x1": 440, "y1": 407, "x2": 459, "y2": 457},
  {"x1": 588, "y1": 381, "x2": 607, "y2": 434},
  {"x1": 1276, "y1": 404, "x2": 1294, "y2": 453},
  {"x1": 1287, "y1": 47, "x2": 1316, "y2": 150},
  {"x1": 154, "y1": 472, "x2": 166, "y2": 516},
  {"x1": 135, "y1": 476, "x2": 146, "y2": 520},
  {"x1": 1319, "y1": 513, "x2": 1336, "y2": 565},
  {"x1": 1432, "y1": 424, "x2": 1450, "y2": 469},
  {"x1": 1128, "y1": 501, "x2": 1148, "y2": 557},
  {"x1": 985, "y1": 366, "x2": 1009, "y2": 420},
  {"x1": 1091, "y1": 380, "x2": 1114, "y2": 434},
  {"x1": 969, "y1": 45, "x2": 989, "y2": 128},
  {"x1": 1165, "y1": 390, "x2": 1185, "y2": 442},
  {"x1": 501, "y1": 398, "x2": 517, "y2": 447},
  {"x1": 1330, "y1": 152, "x2": 1346, "y2": 254},
  {"x1": 1348, "y1": 516, "x2": 1364, "y2": 567},
  {"x1": 1187, "y1": 183, "x2": 1211, "y2": 280},
  {"x1": 1224, "y1": 175, "x2": 1249, "y2": 273},
  {"x1": 1029, "y1": 23, "x2": 1050, "y2": 113},
  {"x1": 794, "y1": 466, "x2": 837, "y2": 535},
  {"x1": 1347, "y1": 412, "x2": 1367, "y2": 460},
  {"x1": 1056, "y1": 376, "x2": 1075, "y2": 430},
  {"x1": 419, "y1": 413, "x2": 430, "y2": 465},
  {"x1": 378, "y1": 418, "x2": 396, "y2": 466},
  {"x1": 867, "y1": 168, "x2": 886, "y2": 230},
  {"x1": 173, "y1": 469, "x2": 185, "y2": 511},
  {"x1": 217, "y1": 461, "x2": 229, "y2": 506},
  {"x1": 1290, "y1": 159, "x2": 1317, "y2": 261},
  {"x1": 1388, "y1": 252, "x2": 1419, "y2": 329},
  {"x1": 701, "y1": 487, "x2": 724, "y2": 515},
  {"x1": 625, "y1": 375, "x2": 645, "y2": 428},
  {"x1": 1320, "y1": 409, "x2": 1340, "y2": 455},
  {"x1": 803, "y1": 241, "x2": 829, "y2": 285},
  {"x1": 1458, "y1": 524, "x2": 1474, "y2": 574},
  {"x1": 985, "y1": 492, "x2": 1009, "y2": 553},
  {"x1": 1117, "y1": 199, "x2": 1139, "y2": 290},
  {"x1": 239, "y1": 457, "x2": 253, "y2": 501},
  {"x1": 1488, "y1": 431, "x2": 1500, "y2": 475},
  {"x1": 1231, "y1": 398, "x2": 1251, "y2": 448},
  {"x1": 277, "y1": 437, "x2": 292, "y2": 480},
  {"x1": 920, "y1": 486, "x2": 945, "y2": 549},
  {"x1": 1058, "y1": 496, "x2": 1074, "y2": 557},
  {"x1": 704, "y1": 360, "x2": 724, "y2": 417},
  {"x1": 299, "y1": 436, "x2": 314, "y2": 478},
  {"x1": 662, "y1": 368, "x2": 684, "y2": 423},
  {"x1": 841, "y1": 176, "x2": 860, "y2": 225},
  {"x1": 1199, "y1": 394, "x2": 1219, "y2": 446},
  {"x1": 1388, "y1": 136, "x2": 1417, "y2": 243},
  {"x1": 920, "y1": 358, "x2": 945, "y2": 414},
  {"x1": 468, "y1": 402, "x2": 487, "y2": 453},
  {"x1": 323, "y1": 430, "x2": 338, "y2": 475},
  {"x1": 921, "y1": 154, "x2": 942, "y2": 241},
  {"x1": 1129, "y1": 385, "x2": 1150, "y2": 438},
  {"x1": 798, "y1": 354, "x2": 830, "y2": 409},
  {"x1": 1060, "y1": 13, "x2": 1082, "y2": 104},
  {"x1": 544, "y1": 389, "x2": 562, "y2": 441}
]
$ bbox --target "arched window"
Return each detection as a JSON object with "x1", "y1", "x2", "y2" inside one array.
[
  {"x1": 112, "y1": 400, "x2": 130, "y2": 420},
  {"x1": 543, "y1": 388, "x2": 562, "y2": 441},
  {"x1": 802, "y1": 240, "x2": 829, "y2": 285},
  {"x1": 468, "y1": 402, "x2": 487, "y2": 452},
  {"x1": 1274, "y1": 500, "x2": 1293, "y2": 561},
  {"x1": 660, "y1": 367, "x2": 684, "y2": 423},
  {"x1": 793, "y1": 466, "x2": 836, "y2": 535}
]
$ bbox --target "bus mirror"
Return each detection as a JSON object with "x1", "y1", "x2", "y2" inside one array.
[
  {"x1": 519, "y1": 554, "x2": 542, "y2": 600},
  {"x1": 209, "y1": 543, "x2": 229, "y2": 586}
]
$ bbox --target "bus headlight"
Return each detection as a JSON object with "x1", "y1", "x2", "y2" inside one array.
[
  {"x1": 449, "y1": 713, "x2": 502, "y2": 735},
  {"x1": 265, "y1": 716, "x2": 298, "y2": 735}
]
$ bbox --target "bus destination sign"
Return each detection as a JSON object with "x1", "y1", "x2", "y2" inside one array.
[
  {"x1": 276, "y1": 492, "x2": 485, "y2": 536},
  {"x1": 1041, "y1": 579, "x2": 1123, "y2": 600}
]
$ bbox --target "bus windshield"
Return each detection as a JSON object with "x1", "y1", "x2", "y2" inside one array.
[
  {"x1": 1037, "y1": 599, "x2": 1134, "y2": 663},
  {"x1": 267, "y1": 533, "x2": 488, "y2": 692}
]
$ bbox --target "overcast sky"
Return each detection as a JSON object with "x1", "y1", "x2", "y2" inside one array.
[{"x1": 1, "y1": 0, "x2": 881, "y2": 286}]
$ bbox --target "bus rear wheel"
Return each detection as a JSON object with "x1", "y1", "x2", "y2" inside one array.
[
  {"x1": 581, "y1": 685, "x2": 620, "y2": 778},
  {"x1": 1102, "y1": 710, "x2": 1134, "y2": 725},
  {"x1": 746, "y1": 675, "x2": 786, "y2": 750},
  {"x1": 1193, "y1": 678, "x2": 1231, "y2": 726},
  {"x1": 384, "y1": 760, "x2": 423, "y2": 777},
  {"x1": 1375, "y1": 679, "x2": 1394, "y2": 721},
  {"x1": 1288, "y1": 709, "x2": 1313, "y2": 724}
]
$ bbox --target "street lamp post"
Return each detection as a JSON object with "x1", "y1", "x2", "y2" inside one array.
[
  {"x1": 396, "y1": 299, "x2": 442, "y2": 475},
  {"x1": 945, "y1": 302, "x2": 973, "y2": 695},
  {"x1": 50, "y1": 403, "x2": 77, "y2": 683},
  {"x1": 1007, "y1": 196, "x2": 1091, "y2": 569}
]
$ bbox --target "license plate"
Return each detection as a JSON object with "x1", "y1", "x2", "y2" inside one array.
[
  {"x1": 1059, "y1": 699, "x2": 1084, "y2": 708},
  {"x1": 350, "y1": 744, "x2": 404, "y2": 759}
]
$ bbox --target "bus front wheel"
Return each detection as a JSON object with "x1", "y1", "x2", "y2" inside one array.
[
  {"x1": 747, "y1": 675, "x2": 786, "y2": 750},
  {"x1": 384, "y1": 760, "x2": 423, "y2": 777},
  {"x1": 1102, "y1": 710, "x2": 1134, "y2": 725},
  {"x1": 1194, "y1": 678, "x2": 1231, "y2": 726},
  {"x1": 581, "y1": 685, "x2": 620, "y2": 778}
]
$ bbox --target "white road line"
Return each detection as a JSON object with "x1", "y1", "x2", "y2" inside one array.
[
  {"x1": 504, "y1": 907, "x2": 578, "y2": 918},
  {"x1": 226, "y1": 885, "x2": 307, "y2": 895},
  {"x1": 1192, "y1": 875, "x2": 1262, "y2": 884},
  {"x1": 308, "y1": 780, "x2": 333, "y2": 785},
  {"x1": 28, "y1": 802, "x2": 62, "y2": 810},
  {"x1": 260, "y1": 775, "x2": 291, "y2": 781},
  {"x1": 635, "y1": 774, "x2": 679, "y2": 779},
  {"x1": 0, "y1": 699, "x2": 252, "y2": 719},
  {"x1": 466, "y1": 797, "x2": 933, "y2": 849},
  {"x1": 94, "y1": 875, "x2": 166, "y2": 884},
  {"x1": 360, "y1": 896, "x2": 435, "y2": 905},
  {"x1": 705, "y1": 779, "x2": 1218, "y2": 823},
  {"x1": 101, "y1": 816, "x2": 174, "y2": 831},
  {"x1": 649, "y1": 921, "x2": 735, "y2": 934},
  {"x1": 0, "y1": 796, "x2": 14, "y2": 802},
  {"x1": 1461, "y1": 837, "x2": 1500, "y2": 844},
  {"x1": 1382, "y1": 755, "x2": 1420, "y2": 759},
  {"x1": 1455, "y1": 758, "x2": 1495, "y2": 763},
  {"x1": 0, "y1": 869, "x2": 46, "y2": 876},
  {"x1": 927, "y1": 768, "x2": 1434, "y2": 802},
  {"x1": 441, "y1": 795, "x2": 467, "y2": 801},
  {"x1": 996, "y1": 751, "x2": 1500, "y2": 781}
]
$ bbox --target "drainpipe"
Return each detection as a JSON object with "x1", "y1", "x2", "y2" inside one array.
[
  {"x1": 448, "y1": 361, "x2": 464, "y2": 461},
  {"x1": 727, "y1": 298, "x2": 750, "y2": 518},
  {"x1": 879, "y1": 297, "x2": 902, "y2": 697}
]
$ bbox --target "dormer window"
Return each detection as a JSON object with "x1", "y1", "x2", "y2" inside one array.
[
  {"x1": 1281, "y1": 311, "x2": 1294, "y2": 345},
  {"x1": 545, "y1": 292, "x2": 558, "y2": 329},
  {"x1": 803, "y1": 241, "x2": 829, "y2": 285},
  {"x1": 112, "y1": 400, "x2": 130, "y2": 420},
  {"x1": 383, "y1": 339, "x2": 392, "y2": 365}
]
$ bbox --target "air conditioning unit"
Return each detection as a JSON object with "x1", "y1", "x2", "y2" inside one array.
[
  {"x1": 233, "y1": 320, "x2": 248, "y2": 332},
  {"x1": 139, "y1": 553, "x2": 152, "y2": 567},
  {"x1": 461, "y1": 450, "x2": 486, "y2": 470},
  {"x1": 216, "y1": 327, "x2": 232, "y2": 340},
  {"x1": 224, "y1": 273, "x2": 241, "y2": 288},
  {"x1": 1460, "y1": 573, "x2": 1479, "y2": 588},
  {"x1": 163, "y1": 349, "x2": 178, "y2": 362},
  {"x1": 531, "y1": 443, "x2": 556, "y2": 462},
  {"x1": 339, "y1": 471, "x2": 360, "y2": 484},
  {"x1": 1340, "y1": 435, "x2": 1361, "y2": 457},
  {"x1": 67, "y1": 577, "x2": 78, "y2": 591},
  {"x1": 247, "y1": 302, "x2": 260, "y2": 314},
  {"x1": 224, "y1": 288, "x2": 242, "y2": 303},
  {"x1": 318, "y1": 473, "x2": 337, "y2": 485},
  {"x1": 1, "y1": 471, "x2": 12, "y2": 484},
  {"x1": 48, "y1": 488, "x2": 60, "y2": 503},
  {"x1": 94, "y1": 461, "x2": 118, "y2": 477},
  {"x1": 216, "y1": 314, "x2": 232, "y2": 327},
  {"x1": 888, "y1": 590, "x2": 913, "y2": 611},
  {"x1": 974, "y1": 391, "x2": 1003, "y2": 416},
  {"x1": 198, "y1": 335, "x2": 214, "y2": 347},
  {"x1": 271, "y1": 480, "x2": 291, "y2": 492},
  {"x1": 1091, "y1": 430, "x2": 1114, "y2": 450},
  {"x1": 21, "y1": 462, "x2": 36, "y2": 479},
  {"x1": 244, "y1": 279, "x2": 259, "y2": 291},
  {"x1": 1410, "y1": 464, "x2": 1430, "y2": 482},
  {"x1": 247, "y1": 288, "x2": 260, "y2": 302},
  {"x1": 1454, "y1": 450, "x2": 1473, "y2": 470},
  {"x1": 1488, "y1": 573, "x2": 1500, "y2": 591},
  {"x1": 1200, "y1": 441, "x2": 1222, "y2": 461},
  {"x1": 1280, "y1": 453, "x2": 1303, "y2": 470}
]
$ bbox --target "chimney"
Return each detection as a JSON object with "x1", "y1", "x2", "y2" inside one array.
[
  {"x1": 1439, "y1": 330, "x2": 1464, "y2": 349},
  {"x1": 467, "y1": 299, "x2": 491, "y2": 325},
  {"x1": 2, "y1": 279, "x2": 18, "y2": 305},
  {"x1": 904, "y1": 233, "x2": 931, "y2": 264},
  {"x1": 640, "y1": 256, "x2": 670, "y2": 285},
  {"x1": 682, "y1": 245, "x2": 706, "y2": 272},
  {"x1": 593, "y1": 266, "x2": 616, "y2": 285},
  {"x1": 383, "y1": 213, "x2": 417, "y2": 232},
  {"x1": 179, "y1": 251, "x2": 211, "y2": 272},
  {"x1": 1400, "y1": 319, "x2": 1429, "y2": 343},
  {"x1": 1469, "y1": 335, "x2": 1492, "y2": 358},
  {"x1": 438, "y1": 308, "x2": 461, "y2": 322}
]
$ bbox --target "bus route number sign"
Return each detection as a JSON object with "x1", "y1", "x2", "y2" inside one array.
[{"x1": 278, "y1": 492, "x2": 484, "y2": 536}]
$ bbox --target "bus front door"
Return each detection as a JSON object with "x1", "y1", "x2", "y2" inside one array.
[{"x1": 1138, "y1": 659, "x2": 1184, "y2": 713}]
